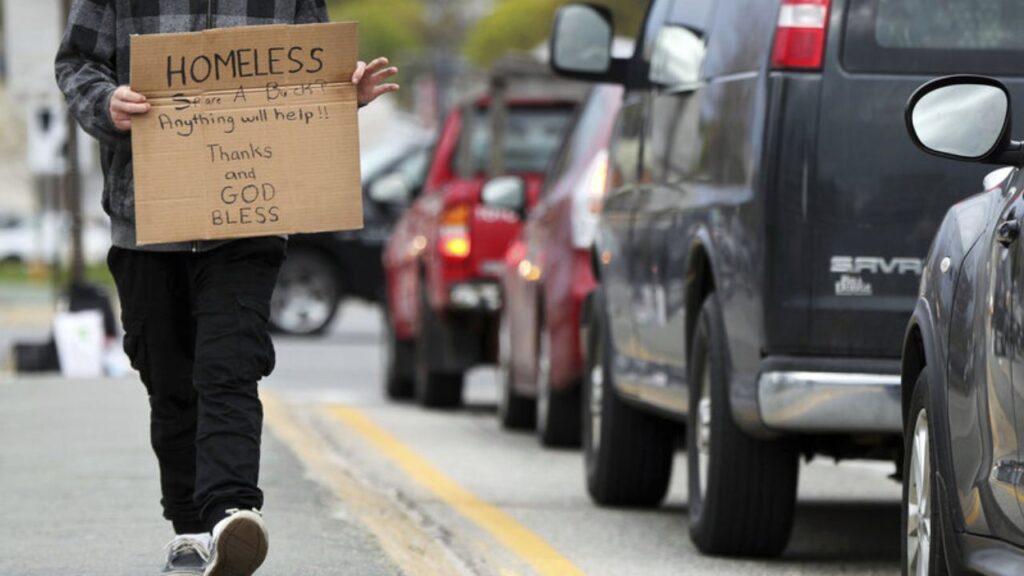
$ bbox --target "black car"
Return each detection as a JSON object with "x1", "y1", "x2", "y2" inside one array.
[
  {"x1": 270, "y1": 139, "x2": 432, "y2": 335},
  {"x1": 550, "y1": 0, "x2": 1024, "y2": 559},
  {"x1": 903, "y1": 75, "x2": 1024, "y2": 575}
]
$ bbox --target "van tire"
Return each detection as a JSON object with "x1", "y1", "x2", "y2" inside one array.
[
  {"x1": 415, "y1": 284, "x2": 464, "y2": 409},
  {"x1": 687, "y1": 294, "x2": 798, "y2": 557},
  {"x1": 584, "y1": 288, "x2": 674, "y2": 506},
  {"x1": 537, "y1": 323, "x2": 581, "y2": 447}
]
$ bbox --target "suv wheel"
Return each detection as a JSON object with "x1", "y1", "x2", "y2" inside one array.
[
  {"x1": 270, "y1": 250, "x2": 340, "y2": 336},
  {"x1": 687, "y1": 294, "x2": 798, "y2": 557},
  {"x1": 382, "y1": 309, "x2": 415, "y2": 400},
  {"x1": 414, "y1": 283, "x2": 464, "y2": 409},
  {"x1": 498, "y1": 305, "x2": 535, "y2": 429},
  {"x1": 584, "y1": 288, "x2": 674, "y2": 506},
  {"x1": 902, "y1": 371, "x2": 947, "y2": 576},
  {"x1": 537, "y1": 323, "x2": 581, "y2": 448}
]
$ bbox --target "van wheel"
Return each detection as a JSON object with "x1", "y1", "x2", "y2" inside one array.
[
  {"x1": 498, "y1": 306, "x2": 535, "y2": 429},
  {"x1": 537, "y1": 324, "x2": 581, "y2": 448},
  {"x1": 584, "y1": 288, "x2": 674, "y2": 506},
  {"x1": 902, "y1": 371, "x2": 947, "y2": 576},
  {"x1": 687, "y1": 294, "x2": 798, "y2": 557},
  {"x1": 382, "y1": 310, "x2": 414, "y2": 400},
  {"x1": 415, "y1": 284, "x2": 463, "y2": 409}
]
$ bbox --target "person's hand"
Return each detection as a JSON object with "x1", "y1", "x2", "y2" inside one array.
[
  {"x1": 352, "y1": 57, "x2": 400, "y2": 108},
  {"x1": 109, "y1": 85, "x2": 151, "y2": 132}
]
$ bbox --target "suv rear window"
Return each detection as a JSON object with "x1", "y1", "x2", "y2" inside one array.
[
  {"x1": 465, "y1": 107, "x2": 574, "y2": 174},
  {"x1": 844, "y1": 0, "x2": 1024, "y2": 75}
]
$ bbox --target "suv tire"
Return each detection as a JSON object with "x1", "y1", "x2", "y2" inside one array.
[
  {"x1": 414, "y1": 282, "x2": 464, "y2": 409},
  {"x1": 687, "y1": 294, "x2": 798, "y2": 557},
  {"x1": 584, "y1": 288, "x2": 674, "y2": 506},
  {"x1": 901, "y1": 371, "x2": 947, "y2": 576}
]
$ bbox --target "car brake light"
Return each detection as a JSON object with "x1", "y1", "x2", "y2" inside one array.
[
  {"x1": 771, "y1": 0, "x2": 830, "y2": 71},
  {"x1": 439, "y1": 204, "x2": 471, "y2": 259}
]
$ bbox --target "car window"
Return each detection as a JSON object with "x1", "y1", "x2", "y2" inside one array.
[
  {"x1": 668, "y1": 0, "x2": 713, "y2": 33},
  {"x1": 640, "y1": 0, "x2": 676, "y2": 64},
  {"x1": 701, "y1": 0, "x2": 779, "y2": 78},
  {"x1": 464, "y1": 107, "x2": 575, "y2": 175},
  {"x1": 845, "y1": 0, "x2": 1024, "y2": 75},
  {"x1": 545, "y1": 89, "x2": 611, "y2": 189},
  {"x1": 395, "y1": 147, "x2": 431, "y2": 195}
]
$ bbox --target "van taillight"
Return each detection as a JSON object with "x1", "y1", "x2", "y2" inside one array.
[{"x1": 771, "y1": 0, "x2": 830, "y2": 70}]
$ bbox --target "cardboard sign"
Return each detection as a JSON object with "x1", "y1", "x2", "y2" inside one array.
[{"x1": 130, "y1": 23, "x2": 363, "y2": 245}]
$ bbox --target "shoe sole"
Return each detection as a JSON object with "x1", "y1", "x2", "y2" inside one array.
[{"x1": 205, "y1": 513, "x2": 268, "y2": 576}]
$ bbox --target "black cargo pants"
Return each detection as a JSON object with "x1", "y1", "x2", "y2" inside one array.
[{"x1": 108, "y1": 237, "x2": 286, "y2": 534}]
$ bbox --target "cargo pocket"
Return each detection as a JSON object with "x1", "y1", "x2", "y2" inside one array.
[
  {"x1": 236, "y1": 295, "x2": 276, "y2": 380},
  {"x1": 122, "y1": 318, "x2": 152, "y2": 394}
]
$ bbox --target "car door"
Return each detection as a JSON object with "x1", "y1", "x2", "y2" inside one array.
[
  {"x1": 972, "y1": 172, "x2": 1024, "y2": 540},
  {"x1": 1002, "y1": 172, "x2": 1024, "y2": 528},
  {"x1": 633, "y1": 0, "x2": 713, "y2": 399},
  {"x1": 598, "y1": 3, "x2": 665, "y2": 372}
]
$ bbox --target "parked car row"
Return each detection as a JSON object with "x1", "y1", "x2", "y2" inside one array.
[
  {"x1": 373, "y1": 0, "x2": 1024, "y2": 573},
  {"x1": 269, "y1": 137, "x2": 433, "y2": 335}
]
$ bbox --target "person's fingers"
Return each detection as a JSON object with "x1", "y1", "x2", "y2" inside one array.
[
  {"x1": 118, "y1": 87, "x2": 147, "y2": 103},
  {"x1": 371, "y1": 84, "x2": 400, "y2": 99},
  {"x1": 113, "y1": 116, "x2": 132, "y2": 131},
  {"x1": 364, "y1": 57, "x2": 390, "y2": 75},
  {"x1": 371, "y1": 67, "x2": 399, "y2": 83},
  {"x1": 112, "y1": 100, "x2": 151, "y2": 115},
  {"x1": 351, "y1": 61, "x2": 367, "y2": 84}
]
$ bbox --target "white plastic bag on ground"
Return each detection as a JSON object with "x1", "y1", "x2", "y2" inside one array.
[{"x1": 53, "y1": 310, "x2": 105, "y2": 379}]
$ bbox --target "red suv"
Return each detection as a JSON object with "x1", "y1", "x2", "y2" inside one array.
[
  {"x1": 382, "y1": 96, "x2": 577, "y2": 407},
  {"x1": 498, "y1": 85, "x2": 623, "y2": 446}
]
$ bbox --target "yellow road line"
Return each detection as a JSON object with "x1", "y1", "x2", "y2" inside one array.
[
  {"x1": 328, "y1": 405, "x2": 586, "y2": 576},
  {"x1": 261, "y1": 392, "x2": 466, "y2": 576}
]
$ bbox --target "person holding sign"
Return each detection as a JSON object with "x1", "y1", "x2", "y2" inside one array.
[{"x1": 55, "y1": 2, "x2": 398, "y2": 575}]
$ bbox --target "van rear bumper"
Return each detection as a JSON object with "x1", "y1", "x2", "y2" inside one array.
[{"x1": 753, "y1": 358, "x2": 902, "y2": 434}]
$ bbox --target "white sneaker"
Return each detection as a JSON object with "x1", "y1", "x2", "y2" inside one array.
[{"x1": 204, "y1": 509, "x2": 269, "y2": 576}]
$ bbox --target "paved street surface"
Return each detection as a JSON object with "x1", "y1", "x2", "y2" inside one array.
[{"x1": 0, "y1": 300, "x2": 901, "y2": 575}]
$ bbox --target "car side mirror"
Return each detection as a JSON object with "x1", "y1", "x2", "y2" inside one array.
[
  {"x1": 649, "y1": 25, "x2": 705, "y2": 92},
  {"x1": 907, "y1": 75, "x2": 1021, "y2": 165},
  {"x1": 550, "y1": 3, "x2": 627, "y2": 84},
  {"x1": 368, "y1": 173, "x2": 412, "y2": 204},
  {"x1": 481, "y1": 176, "x2": 527, "y2": 216}
]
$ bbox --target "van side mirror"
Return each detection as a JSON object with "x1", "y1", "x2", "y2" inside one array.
[
  {"x1": 550, "y1": 4, "x2": 627, "y2": 84},
  {"x1": 481, "y1": 176, "x2": 527, "y2": 215},
  {"x1": 649, "y1": 25, "x2": 705, "y2": 92},
  {"x1": 907, "y1": 75, "x2": 1021, "y2": 165},
  {"x1": 368, "y1": 173, "x2": 412, "y2": 204}
]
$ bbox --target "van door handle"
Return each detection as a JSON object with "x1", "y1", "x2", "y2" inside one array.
[{"x1": 997, "y1": 213, "x2": 1021, "y2": 248}]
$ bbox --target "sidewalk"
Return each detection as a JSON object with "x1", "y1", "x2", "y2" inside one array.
[{"x1": 0, "y1": 375, "x2": 401, "y2": 576}]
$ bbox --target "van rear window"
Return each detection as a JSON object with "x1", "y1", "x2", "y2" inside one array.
[{"x1": 844, "y1": 0, "x2": 1024, "y2": 75}]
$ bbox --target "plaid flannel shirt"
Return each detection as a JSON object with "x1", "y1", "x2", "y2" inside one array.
[{"x1": 55, "y1": 0, "x2": 328, "y2": 251}]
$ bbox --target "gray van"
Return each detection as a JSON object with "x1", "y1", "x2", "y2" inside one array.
[{"x1": 550, "y1": 0, "x2": 1024, "y2": 558}]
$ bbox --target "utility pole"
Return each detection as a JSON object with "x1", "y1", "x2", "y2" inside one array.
[{"x1": 60, "y1": 0, "x2": 84, "y2": 284}]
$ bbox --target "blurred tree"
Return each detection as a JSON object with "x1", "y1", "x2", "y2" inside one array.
[
  {"x1": 463, "y1": 0, "x2": 645, "y2": 67},
  {"x1": 327, "y1": 0, "x2": 426, "y2": 62}
]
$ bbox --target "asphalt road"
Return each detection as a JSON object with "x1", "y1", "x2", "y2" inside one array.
[
  {"x1": 0, "y1": 300, "x2": 902, "y2": 575},
  {"x1": 265, "y1": 303, "x2": 902, "y2": 576}
]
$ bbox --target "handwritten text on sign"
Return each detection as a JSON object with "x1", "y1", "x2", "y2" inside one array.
[{"x1": 129, "y1": 23, "x2": 363, "y2": 245}]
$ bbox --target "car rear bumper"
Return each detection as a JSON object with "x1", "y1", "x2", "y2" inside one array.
[{"x1": 752, "y1": 357, "x2": 902, "y2": 434}]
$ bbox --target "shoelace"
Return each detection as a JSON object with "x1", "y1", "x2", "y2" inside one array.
[{"x1": 165, "y1": 537, "x2": 211, "y2": 563}]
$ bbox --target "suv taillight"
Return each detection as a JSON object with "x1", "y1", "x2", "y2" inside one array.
[{"x1": 771, "y1": 0, "x2": 831, "y2": 71}]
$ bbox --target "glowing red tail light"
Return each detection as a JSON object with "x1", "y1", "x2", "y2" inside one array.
[{"x1": 771, "y1": 0, "x2": 831, "y2": 71}]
